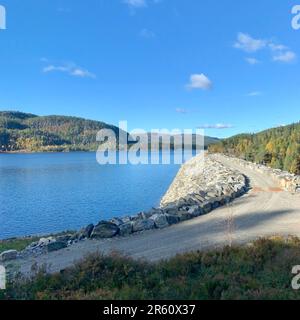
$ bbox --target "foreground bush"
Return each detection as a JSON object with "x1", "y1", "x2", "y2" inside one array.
[{"x1": 2, "y1": 237, "x2": 300, "y2": 300}]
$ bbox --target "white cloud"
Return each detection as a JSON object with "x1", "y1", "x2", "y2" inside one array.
[
  {"x1": 186, "y1": 74, "x2": 212, "y2": 91},
  {"x1": 269, "y1": 43, "x2": 288, "y2": 51},
  {"x1": 43, "y1": 65, "x2": 68, "y2": 73},
  {"x1": 175, "y1": 108, "x2": 188, "y2": 114},
  {"x1": 245, "y1": 57, "x2": 260, "y2": 65},
  {"x1": 235, "y1": 33, "x2": 297, "y2": 64},
  {"x1": 247, "y1": 91, "x2": 262, "y2": 97},
  {"x1": 70, "y1": 68, "x2": 96, "y2": 78},
  {"x1": 140, "y1": 28, "x2": 156, "y2": 38},
  {"x1": 272, "y1": 51, "x2": 296, "y2": 63},
  {"x1": 234, "y1": 33, "x2": 266, "y2": 52},
  {"x1": 42, "y1": 63, "x2": 96, "y2": 79},
  {"x1": 198, "y1": 123, "x2": 233, "y2": 129},
  {"x1": 124, "y1": 0, "x2": 147, "y2": 8}
]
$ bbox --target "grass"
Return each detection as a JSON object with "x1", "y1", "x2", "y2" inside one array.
[
  {"x1": 0, "y1": 237, "x2": 40, "y2": 254},
  {"x1": 0, "y1": 231, "x2": 76, "y2": 254},
  {"x1": 2, "y1": 237, "x2": 300, "y2": 300}
]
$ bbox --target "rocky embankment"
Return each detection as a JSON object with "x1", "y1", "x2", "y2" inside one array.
[
  {"x1": 0, "y1": 153, "x2": 248, "y2": 263},
  {"x1": 160, "y1": 154, "x2": 247, "y2": 208},
  {"x1": 215, "y1": 154, "x2": 300, "y2": 193}
]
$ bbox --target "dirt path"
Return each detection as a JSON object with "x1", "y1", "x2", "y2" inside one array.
[{"x1": 10, "y1": 156, "x2": 300, "y2": 275}]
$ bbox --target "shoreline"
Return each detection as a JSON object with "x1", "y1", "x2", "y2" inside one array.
[
  {"x1": 2, "y1": 152, "x2": 299, "y2": 246},
  {"x1": 0, "y1": 150, "x2": 96, "y2": 154},
  {"x1": 0, "y1": 154, "x2": 298, "y2": 258},
  {"x1": 2, "y1": 153, "x2": 300, "y2": 275},
  {"x1": 1, "y1": 153, "x2": 248, "y2": 260}
]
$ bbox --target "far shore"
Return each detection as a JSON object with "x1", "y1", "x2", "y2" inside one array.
[{"x1": 0, "y1": 150, "x2": 96, "y2": 154}]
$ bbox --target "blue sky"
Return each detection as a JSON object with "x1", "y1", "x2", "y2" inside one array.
[{"x1": 0, "y1": 0, "x2": 299, "y2": 138}]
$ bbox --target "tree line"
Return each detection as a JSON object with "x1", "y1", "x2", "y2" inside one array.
[
  {"x1": 0, "y1": 111, "x2": 120, "y2": 152},
  {"x1": 209, "y1": 122, "x2": 300, "y2": 174}
]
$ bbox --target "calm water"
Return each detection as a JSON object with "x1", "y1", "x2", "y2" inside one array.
[{"x1": 0, "y1": 152, "x2": 180, "y2": 239}]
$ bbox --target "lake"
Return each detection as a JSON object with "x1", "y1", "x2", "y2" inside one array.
[{"x1": 0, "y1": 152, "x2": 181, "y2": 239}]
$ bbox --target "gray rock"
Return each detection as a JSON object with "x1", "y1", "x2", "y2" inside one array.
[
  {"x1": 164, "y1": 207, "x2": 181, "y2": 216},
  {"x1": 208, "y1": 198, "x2": 220, "y2": 209},
  {"x1": 26, "y1": 241, "x2": 39, "y2": 249},
  {"x1": 56, "y1": 234, "x2": 73, "y2": 243},
  {"x1": 150, "y1": 214, "x2": 169, "y2": 229},
  {"x1": 70, "y1": 233, "x2": 80, "y2": 241},
  {"x1": 147, "y1": 208, "x2": 163, "y2": 216},
  {"x1": 137, "y1": 211, "x2": 154, "y2": 220},
  {"x1": 0, "y1": 250, "x2": 18, "y2": 262},
  {"x1": 47, "y1": 241, "x2": 68, "y2": 253},
  {"x1": 38, "y1": 237, "x2": 56, "y2": 247},
  {"x1": 110, "y1": 218, "x2": 124, "y2": 226},
  {"x1": 91, "y1": 221, "x2": 119, "y2": 239},
  {"x1": 132, "y1": 219, "x2": 155, "y2": 233},
  {"x1": 165, "y1": 214, "x2": 180, "y2": 225},
  {"x1": 177, "y1": 211, "x2": 193, "y2": 222},
  {"x1": 188, "y1": 205, "x2": 203, "y2": 217},
  {"x1": 129, "y1": 215, "x2": 141, "y2": 222},
  {"x1": 121, "y1": 216, "x2": 131, "y2": 223},
  {"x1": 119, "y1": 222, "x2": 133, "y2": 236},
  {"x1": 81, "y1": 224, "x2": 94, "y2": 239},
  {"x1": 201, "y1": 202, "x2": 212, "y2": 214}
]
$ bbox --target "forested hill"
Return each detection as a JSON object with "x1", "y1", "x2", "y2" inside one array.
[
  {"x1": 209, "y1": 122, "x2": 300, "y2": 174},
  {"x1": 0, "y1": 111, "x2": 125, "y2": 152},
  {"x1": 0, "y1": 111, "x2": 219, "y2": 152}
]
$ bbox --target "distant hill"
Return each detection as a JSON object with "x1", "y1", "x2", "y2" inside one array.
[
  {"x1": 209, "y1": 122, "x2": 300, "y2": 174},
  {"x1": 0, "y1": 111, "x2": 127, "y2": 152},
  {"x1": 0, "y1": 111, "x2": 219, "y2": 152},
  {"x1": 142, "y1": 133, "x2": 219, "y2": 150}
]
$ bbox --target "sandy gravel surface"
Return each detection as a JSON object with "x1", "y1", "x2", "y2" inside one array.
[{"x1": 9, "y1": 155, "x2": 300, "y2": 275}]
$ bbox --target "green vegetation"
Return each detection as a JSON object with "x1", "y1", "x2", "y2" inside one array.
[
  {"x1": 0, "y1": 231, "x2": 76, "y2": 254},
  {"x1": 0, "y1": 237, "x2": 40, "y2": 254},
  {"x1": 209, "y1": 122, "x2": 300, "y2": 174},
  {"x1": 2, "y1": 237, "x2": 300, "y2": 300},
  {"x1": 0, "y1": 111, "x2": 218, "y2": 152},
  {"x1": 0, "y1": 111, "x2": 124, "y2": 152}
]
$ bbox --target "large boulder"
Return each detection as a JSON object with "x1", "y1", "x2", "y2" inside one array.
[
  {"x1": 165, "y1": 214, "x2": 180, "y2": 225},
  {"x1": 38, "y1": 237, "x2": 56, "y2": 247},
  {"x1": 91, "y1": 221, "x2": 119, "y2": 239},
  {"x1": 110, "y1": 218, "x2": 124, "y2": 226},
  {"x1": 150, "y1": 214, "x2": 169, "y2": 229},
  {"x1": 188, "y1": 205, "x2": 203, "y2": 217},
  {"x1": 146, "y1": 208, "x2": 164, "y2": 217},
  {"x1": 56, "y1": 234, "x2": 73, "y2": 243},
  {"x1": 0, "y1": 250, "x2": 18, "y2": 262},
  {"x1": 137, "y1": 211, "x2": 154, "y2": 220},
  {"x1": 132, "y1": 219, "x2": 155, "y2": 233},
  {"x1": 47, "y1": 241, "x2": 67, "y2": 253},
  {"x1": 119, "y1": 222, "x2": 133, "y2": 236},
  {"x1": 201, "y1": 202, "x2": 212, "y2": 214},
  {"x1": 177, "y1": 211, "x2": 193, "y2": 222},
  {"x1": 80, "y1": 224, "x2": 95, "y2": 239}
]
